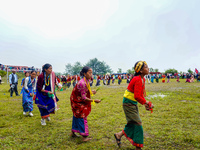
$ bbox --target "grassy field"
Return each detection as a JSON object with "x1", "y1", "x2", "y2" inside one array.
[{"x1": 0, "y1": 77, "x2": 200, "y2": 150}]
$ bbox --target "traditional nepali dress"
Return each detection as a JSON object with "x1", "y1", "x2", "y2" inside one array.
[
  {"x1": 35, "y1": 72, "x2": 59, "y2": 119},
  {"x1": 22, "y1": 77, "x2": 36, "y2": 112},
  {"x1": 96, "y1": 76, "x2": 101, "y2": 86},
  {"x1": 151, "y1": 75, "x2": 154, "y2": 83},
  {"x1": 118, "y1": 76, "x2": 122, "y2": 85},
  {"x1": 67, "y1": 77, "x2": 71, "y2": 88},
  {"x1": 70, "y1": 78, "x2": 91, "y2": 137},
  {"x1": 20, "y1": 78, "x2": 25, "y2": 95},
  {"x1": 162, "y1": 75, "x2": 165, "y2": 83},
  {"x1": 155, "y1": 75, "x2": 159, "y2": 83},
  {"x1": 122, "y1": 75, "x2": 146, "y2": 148}
]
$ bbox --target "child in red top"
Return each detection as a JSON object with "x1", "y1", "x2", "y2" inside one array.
[{"x1": 114, "y1": 61, "x2": 154, "y2": 150}]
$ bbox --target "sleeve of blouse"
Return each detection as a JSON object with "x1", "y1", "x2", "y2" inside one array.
[
  {"x1": 134, "y1": 79, "x2": 146, "y2": 105},
  {"x1": 77, "y1": 81, "x2": 87, "y2": 100},
  {"x1": 37, "y1": 75, "x2": 43, "y2": 92},
  {"x1": 24, "y1": 77, "x2": 29, "y2": 90},
  {"x1": 33, "y1": 79, "x2": 36, "y2": 91}
]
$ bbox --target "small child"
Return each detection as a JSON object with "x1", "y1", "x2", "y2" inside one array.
[
  {"x1": 114, "y1": 61, "x2": 154, "y2": 150},
  {"x1": 21, "y1": 72, "x2": 30, "y2": 95},
  {"x1": 22, "y1": 71, "x2": 36, "y2": 116}
]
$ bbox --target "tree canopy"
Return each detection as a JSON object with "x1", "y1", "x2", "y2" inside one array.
[
  {"x1": 165, "y1": 68, "x2": 178, "y2": 75},
  {"x1": 64, "y1": 58, "x2": 112, "y2": 75}
]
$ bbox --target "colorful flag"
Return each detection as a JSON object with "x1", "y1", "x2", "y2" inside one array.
[{"x1": 195, "y1": 68, "x2": 199, "y2": 74}]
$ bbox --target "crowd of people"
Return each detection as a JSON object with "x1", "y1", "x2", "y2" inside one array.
[
  {"x1": 145, "y1": 72, "x2": 200, "y2": 84},
  {"x1": 2, "y1": 63, "x2": 200, "y2": 150}
]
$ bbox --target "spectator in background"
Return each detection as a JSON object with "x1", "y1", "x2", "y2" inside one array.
[
  {"x1": 167, "y1": 74, "x2": 170, "y2": 83},
  {"x1": 9, "y1": 69, "x2": 19, "y2": 97}
]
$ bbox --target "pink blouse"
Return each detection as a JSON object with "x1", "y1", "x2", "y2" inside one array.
[{"x1": 77, "y1": 78, "x2": 90, "y2": 100}]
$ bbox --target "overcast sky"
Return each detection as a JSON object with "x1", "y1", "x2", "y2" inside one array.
[{"x1": 0, "y1": 0, "x2": 200, "y2": 73}]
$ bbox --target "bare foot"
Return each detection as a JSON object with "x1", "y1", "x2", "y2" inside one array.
[
  {"x1": 136, "y1": 147, "x2": 142, "y2": 150},
  {"x1": 82, "y1": 137, "x2": 92, "y2": 142},
  {"x1": 69, "y1": 132, "x2": 78, "y2": 138}
]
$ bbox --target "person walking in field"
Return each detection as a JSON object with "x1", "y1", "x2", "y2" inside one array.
[
  {"x1": 176, "y1": 74, "x2": 180, "y2": 83},
  {"x1": 114, "y1": 61, "x2": 154, "y2": 150},
  {"x1": 22, "y1": 71, "x2": 36, "y2": 116},
  {"x1": 118, "y1": 75, "x2": 122, "y2": 85},
  {"x1": 35, "y1": 64, "x2": 62, "y2": 126},
  {"x1": 167, "y1": 74, "x2": 170, "y2": 83},
  {"x1": 162, "y1": 74, "x2": 166, "y2": 83},
  {"x1": 70, "y1": 66, "x2": 101, "y2": 142},
  {"x1": 151, "y1": 74, "x2": 154, "y2": 83},
  {"x1": 155, "y1": 74, "x2": 159, "y2": 83},
  {"x1": 9, "y1": 69, "x2": 19, "y2": 97}
]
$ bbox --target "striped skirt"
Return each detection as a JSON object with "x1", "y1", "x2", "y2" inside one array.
[{"x1": 123, "y1": 98, "x2": 144, "y2": 148}]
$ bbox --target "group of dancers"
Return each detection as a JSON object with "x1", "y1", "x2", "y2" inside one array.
[
  {"x1": 59, "y1": 74, "x2": 125, "y2": 88},
  {"x1": 145, "y1": 72, "x2": 200, "y2": 84},
  {"x1": 19, "y1": 61, "x2": 154, "y2": 149}
]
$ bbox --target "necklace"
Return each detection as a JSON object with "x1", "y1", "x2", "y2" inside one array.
[
  {"x1": 84, "y1": 77, "x2": 94, "y2": 96},
  {"x1": 44, "y1": 73, "x2": 50, "y2": 86}
]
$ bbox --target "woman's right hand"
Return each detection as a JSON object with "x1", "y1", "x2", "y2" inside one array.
[
  {"x1": 95, "y1": 99, "x2": 101, "y2": 103},
  {"x1": 48, "y1": 91, "x2": 53, "y2": 95},
  {"x1": 145, "y1": 101, "x2": 154, "y2": 110}
]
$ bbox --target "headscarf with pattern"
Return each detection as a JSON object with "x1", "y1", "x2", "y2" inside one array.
[{"x1": 134, "y1": 61, "x2": 147, "y2": 73}]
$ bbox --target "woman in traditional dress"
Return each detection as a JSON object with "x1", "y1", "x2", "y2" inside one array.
[
  {"x1": 70, "y1": 66, "x2": 101, "y2": 142},
  {"x1": 176, "y1": 74, "x2": 180, "y2": 82},
  {"x1": 186, "y1": 73, "x2": 191, "y2": 83},
  {"x1": 67, "y1": 75, "x2": 72, "y2": 88},
  {"x1": 151, "y1": 74, "x2": 154, "y2": 83},
  {"x1": 118, "y1": 75, "x2": 122, "y2": 85},
  {"x1": 114, "y1": 61, "x2": 154, "y2": 150},
  {"x1": 96, "y1": 75, "x2": 101, "y2": 86},
  {"x1": 22, "y1": 71, "x2": 36, "y2": 116},
  {"x1": 162, "y1": 74, "x2": 166, "y2": 83},
  {"x1": 107, "y1": 75, "x2": 111, "y2": 85},
  {"x1": 155, "y1": 74, "x2": 159, "y2": 83},
  {"x1": 167, "y1": 74, "x2": 170, "y2": 83},
  {"x1": 112, "y1": 74, "x2": 115, "y2": 84},
  {"x1": 35, "y1": 64, "x2": 62, "y2": 126}
]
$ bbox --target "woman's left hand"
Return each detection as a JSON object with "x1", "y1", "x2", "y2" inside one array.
[
  {"x1": 58, "y1": 85, "x2": 62, "y2": 90},
  {"x1": 92, "y1": 90, "x2": 97, "y2": 94}
]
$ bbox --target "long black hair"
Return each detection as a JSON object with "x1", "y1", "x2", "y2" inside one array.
[
  {"x1": 80, "y1": 66, "x2": 91, "y2": 76},
  {"x1": 134, "y1": 61, "x2": 145, "y2": 76},
  {"x1": 42, "y1": 63, "x2": 52, "y2": 73}
]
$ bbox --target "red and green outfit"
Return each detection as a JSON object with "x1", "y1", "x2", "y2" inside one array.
[{"x1": 122, "y1": 75, "x2": 146, "y2": 148}]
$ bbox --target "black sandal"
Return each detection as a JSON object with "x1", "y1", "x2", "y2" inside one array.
[{"x1": 114, "y1": 134, "x2": 121, "y2": 148}]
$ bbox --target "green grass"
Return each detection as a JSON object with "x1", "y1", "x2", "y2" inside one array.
[{"x1": 0, "y1": 78, "x2": 200, "y2": 150}]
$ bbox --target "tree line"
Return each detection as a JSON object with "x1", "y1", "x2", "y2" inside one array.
[{"x1": 64, "y1": 58, "x2": 112, "y2": 75}]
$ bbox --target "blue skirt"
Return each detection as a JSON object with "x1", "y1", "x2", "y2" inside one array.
[
  {"x1": 22, "y1": 90, "x2": 33, "y2": 112},
  {"x1": 72, "y1": 116, "x2": 89, "y2": 137}
]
